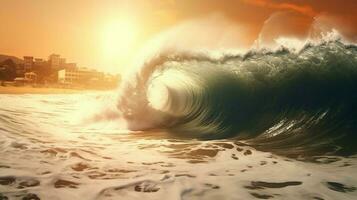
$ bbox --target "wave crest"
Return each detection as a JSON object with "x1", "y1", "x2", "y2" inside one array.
[{"x1": 117, "y1": 36, "x2": 357, "y2": 156}]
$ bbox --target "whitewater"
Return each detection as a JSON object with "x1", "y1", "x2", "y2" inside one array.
[
  {"x1": 1, "y1": 91, "x2": 357, "y2": 200},
  {"x1": 1, "y1": 21, "x2": 357, "y2": 199}
]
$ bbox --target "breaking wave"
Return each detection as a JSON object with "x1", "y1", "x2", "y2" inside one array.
[{"x1": 117, "y1": 35, "x2": 357, "y2": 156}]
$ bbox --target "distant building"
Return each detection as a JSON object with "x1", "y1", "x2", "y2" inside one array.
[
  {"x1": 24, "y1": 72, "x2": 37, "y2": 83},
  {"x1": 16, "y1": 64, "x2": 25, "y2": 77},
  {"x1": 34, "y1": 58, "x2": 47, "y2": 68},
  {"x1": 57, "y1": 68, "x2": 117, "y2": 89},
  {"x1": 34, "y1": 58, "x2": 43, "y2": 63},
  {"x1": 23, "y1": 56, "x2": 34, "y2": 72},
  {"x1": 60, "y1": 58, "x2": 66, "y2": 68},
  {"x1": 48, "y1": 54, "x2": 60, "y2": 69},
  {"x1": 14, "y1": 77, "x2": 26, "y2": 86},
  {"x1": 58, "y1": 68, "x2": 103, "y2": 85},
  {"x1": 64, "y1": 63, "x2": 77, "y2": 70}
]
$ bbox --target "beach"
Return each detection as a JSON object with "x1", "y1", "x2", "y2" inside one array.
[{"x1": 0, "y1": 86, "x2": 96, "y2": 94}]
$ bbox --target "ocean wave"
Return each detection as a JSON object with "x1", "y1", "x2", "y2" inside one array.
[{"x1": 117, "y1": 36, "x2": 357, "y2": 156}]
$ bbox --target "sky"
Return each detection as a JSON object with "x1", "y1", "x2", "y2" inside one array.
[{"x1": 0, "y1": 0, "x2": 356, "y2": 73}]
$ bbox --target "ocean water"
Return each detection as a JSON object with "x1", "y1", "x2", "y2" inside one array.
[
  {"x1": 0, "y1": 93, "x2": 356, "y2": 200},
  {"x1": 1, "y1": 38, "x2": 357, "y2": 199}
]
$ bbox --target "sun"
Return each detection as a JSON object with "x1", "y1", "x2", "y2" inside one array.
[{"x1": 102, "y1": 19, "x2": 138, "y2": 59}]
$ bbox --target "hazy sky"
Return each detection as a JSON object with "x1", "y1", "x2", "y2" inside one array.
[{"x1": 0, "y1": 0, "x2": 356, "y2": 73}]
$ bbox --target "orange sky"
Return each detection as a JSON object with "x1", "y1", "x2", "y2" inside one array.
[{"x1": 0, "y1": 0, "x2": 356, "y2": 73}]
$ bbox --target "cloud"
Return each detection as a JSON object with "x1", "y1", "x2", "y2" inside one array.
[{"x1": 241, "y1": 0, "x2": 316, "y2": 17}]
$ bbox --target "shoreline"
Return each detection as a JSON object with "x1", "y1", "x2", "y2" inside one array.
[{"x1": 0, "y1": 86, "x2": 109, "y2": 94}]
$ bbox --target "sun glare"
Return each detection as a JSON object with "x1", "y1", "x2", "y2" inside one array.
[{"x1": 102, "y1": 19, "x2": 138, "y2": 59}]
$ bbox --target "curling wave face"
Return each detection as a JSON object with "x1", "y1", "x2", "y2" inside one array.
[{"x1": 117, "y1": 39, "x2": 357, "y2": 156}]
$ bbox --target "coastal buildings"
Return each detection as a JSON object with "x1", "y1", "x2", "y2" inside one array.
[
  {"x1": 23, "y1": 56, "x2": 34, "y2": 72},
  {"x1": 60, "y1": 58, "x2": 66, "y2": 68},
  {"x1": 48, "y1": 54, "x2": 60, "y2": 69},
  {"x1": 64, "y1": 63, "x2": 77, "y2": 70},
  {"x1": 34, "y1": 58, "x2": 46, "y2": 67},
  {"x1": 1, "y1": 53, "x2": 119, "y2": 89},
  {"x1": 58, "y1": 68, "x2": 99, "y2": 85},
  {"x1": 24, "y1": 72, "x2": 37, "y2": 83},
  {"x1": 58, "y1": 68, "x2": 119, "y2": 89}
]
